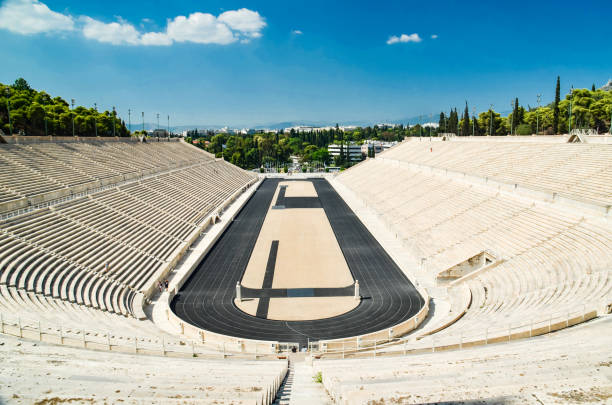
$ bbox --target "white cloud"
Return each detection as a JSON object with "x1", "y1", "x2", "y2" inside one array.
[
  {"x1": 218, "y1": 8, "x2": 266, "y2": 38},
  {"x1": 140, "y1": 31, "x2": 172, "y2": 46},
  {"x1": 431, "y1": 34, "x2": 438, "y2": 39},
  {"x1": 166, "y1": 12, "x2": 235, "y2": 44},
  {"x1": 0, "y1": 0, "x2": 265, "y2": 46},
  {"x1": 0, "y1": 0, "x2": 74, "y2": 35},
  {"x1": 81, "y1": 16, "x2": 141, "y2": 45},
  {"x1": 292, "y1": 29, "x2": 303, "y2": 35},
  {"x1": 386, "y1": 33, "x2": 422, "y2": 45}
]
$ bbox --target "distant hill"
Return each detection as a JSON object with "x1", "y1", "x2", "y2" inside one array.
[{"x1": 601, "y1": 79, "x2": 612, "y2": 91}]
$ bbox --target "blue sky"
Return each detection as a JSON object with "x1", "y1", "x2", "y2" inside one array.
[{"x1": 1, "y1": 0, "x2": 611, "y2": 127}]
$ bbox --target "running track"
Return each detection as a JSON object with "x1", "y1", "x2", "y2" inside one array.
[{"x1": 171, "y1": 178, "x2": 424, "y2": 347}]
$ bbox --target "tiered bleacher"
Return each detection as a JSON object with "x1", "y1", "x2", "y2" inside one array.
[
  {"x1": 0, "y1": 138, "x2": 257, "y2": 324},
  {"x1": 337, "y1": 138, "x2": 612, "y2": 349},
  {"x1": 0, "y1": 333, "x2": 287, "y2": 404},
  {"x1": 381, "y1": 138, "x2": 612, "y2": 207},
  {"x1": 316, "y1": 316, "x2": 612, "y2": 404}
]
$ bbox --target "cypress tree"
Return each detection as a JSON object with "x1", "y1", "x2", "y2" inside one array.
[
  {"x1": 438, "y1": 112, "x2": 446, "y2": 133},
  {"x1": 450, "y1": 108, "x2": 459, "y2": 134},
  {"x1": 553, "y1": 76, "x2": 561, "y2": 134},
  {"x1": 592, "y1": 83, "x2": 596, "y2": 91},
  {"x1": 462, "y1": 102, "x2": 470, "y2": 136},
  {"x1": 512, "y1": 98, "x2": 519, "y2": 133}
]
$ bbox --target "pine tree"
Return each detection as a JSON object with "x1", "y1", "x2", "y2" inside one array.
[{"x1": 553, "y1": 76, "x2": 560, "y2": 134}]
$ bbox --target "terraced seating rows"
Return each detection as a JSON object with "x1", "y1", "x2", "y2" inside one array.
[
  {"x1": 338, "y1": 156, "x2": 612, "y2": 347},
  {"x1": 0, "y1": 333, "x2": 287, "y2": 405},
  {"x1": 0, "y1": 140, "x2": 217, "y2": 213},
  {"x1": 0, "y1": 140, "x2": 257, "y2": 322},
  {"x1": 381, "y1": 139, "x2": 612, "y2": 206},
  {"x1": 316, "y1": 317, "x2": 612, "y2": 404}
]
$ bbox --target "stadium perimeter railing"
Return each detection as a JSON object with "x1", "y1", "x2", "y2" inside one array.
[
  {"x1": 3, "y1": 297, "x2": 609, "y2": 362},
  {"x1": 312, "y1": 299, "x2": 611, "y2": 359}
]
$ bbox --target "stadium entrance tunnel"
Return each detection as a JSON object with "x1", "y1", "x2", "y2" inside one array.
[
  {"x1": 436, "y1": 250, "x2": 500, "y2": 285},
  {"x1": 171, "y1": 178, "x2": 425, "y2": 348}
]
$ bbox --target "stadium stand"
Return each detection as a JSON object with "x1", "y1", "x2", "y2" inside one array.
[
  {"x1": 2, "y1": 135, "x2": 612, "y2": 404},
  {"x1": 316, "y1": 316, "x2": 612, "y2": 404},
  {"x1": 0, "y1": 138, "x2": 257, "y2": 325},
  {"x1": 0, "y1": 333, "x2": 287, "y2": 404},
  {"x1": 335, "y1": 139, "x2": 612, "y2": 351},
  {"x1": 380, "y1": 138, "x2": 612, "y2": 208}
]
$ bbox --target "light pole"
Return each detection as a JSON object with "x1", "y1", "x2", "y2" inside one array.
[
  {"x1": 156, "y1": 113, "x2": 160, "y2": 131},
  {"x1": 510, "y1": 100, "x2": 514, "y2": 135},
  {"x1": 71, "y1": 99, "x2": 75, "y2": 137},
  {"x1": 489, "y1": 104, "x2": 494, "y2": 136},
  {"x1": 472, "y1": 106, "x2": 476, "y2": 136},
  {"x1": 112, "y1": 106, "x2": 116, "y2": 137},
  {"x1": 141, "y1": 112, "x2": 145, "y2": 133},
  {"x1": 94, "y1": 103, "x2": 98, "y2": 137},
  {"x1": 5, "y1": 88, "x2": 12, "y2": 136},
  {"x1": 167, "y1": 115, "x2": 170, "y2": 136},
  {"x1": 128, "y1": 109, "x2": 131, "y2": 134},
  {"x1": 536, "y1": 94, "x2": 541, "y2": 135},
  {"x1": 44, "y1": 109, "x2": 48, "y2": 137}
]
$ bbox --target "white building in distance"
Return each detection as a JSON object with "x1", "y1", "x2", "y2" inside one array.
[{"x1": 327, "y1": 143, "x2": 362, "y2": 161}]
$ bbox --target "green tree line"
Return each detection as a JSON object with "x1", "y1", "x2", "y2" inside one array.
[
  {"x1": 1, "y1": 78, "x2": 129, "y2": 137},
  {"x1": 438, "y1": 77, "x2": 612, "y2": 136},
  {"x1": 187, "y1": 124, "x2": 416, "y2": 170}
]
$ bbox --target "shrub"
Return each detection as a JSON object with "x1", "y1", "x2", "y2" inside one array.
[{"x1": 516, "y1": 124, "x2": 533, "y2": 136}]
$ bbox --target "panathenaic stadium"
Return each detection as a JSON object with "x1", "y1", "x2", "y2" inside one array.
[{"x1": 1, "y1": 134, "x2": 611, "y2": 405}]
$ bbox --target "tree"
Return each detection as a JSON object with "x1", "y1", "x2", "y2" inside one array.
[
  {"x1": 438, "y1": 112, "x2": 446, "y2": 133},
  {"x1": 0, "y1": 78, "x2": 131, "y2": 137},
  {"x1": 461, "y1": 102, "x2": 470, "y2": 136},
  {"x1": 592, "y1": 83, "x2": 596, "y2": 92},
  {"x1": 511, "y1": 98, "x2": 519, "y2": 133},
  {"x1": 473, "y1": 115, "x2": 481, "y2": 136},
  {"x1": 553, "y1": 76, "x2": 561, "y2": 134},
  {"x1": 12, "y1": 78, "x2": 31, "y2": 91},
  {"x1": 479, "y1": 109, "x2": 506, "y2": 136}
]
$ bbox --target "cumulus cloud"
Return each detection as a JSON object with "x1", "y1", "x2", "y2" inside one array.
[
  {"x1": 218, "y1": 8, "x2": 266, "y2": 38},
  {"x1": 431, "y1": 34, "x2": 438, "y2": 39},
  {"x1": 166, "y1": 12, "x2": 235, "y2": 44},
  {"x1": 140, "y1": 31, "x2": 173, "y2": 46},
  {"x1": 0, "y1": 0, "x2": 265, "y2": 46},
  {"x1": 0, "y1": 0, "x2": 74, "y2": 35},
  {"x1": 292, "y1": 29, "x2": 303, "y2": 35},
  {"x1": 81, "y1": 16, "x2": 140, "y2": 45},
  {"x1": 386, "y1": 33, "x2": 422, "y2": 45}
]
